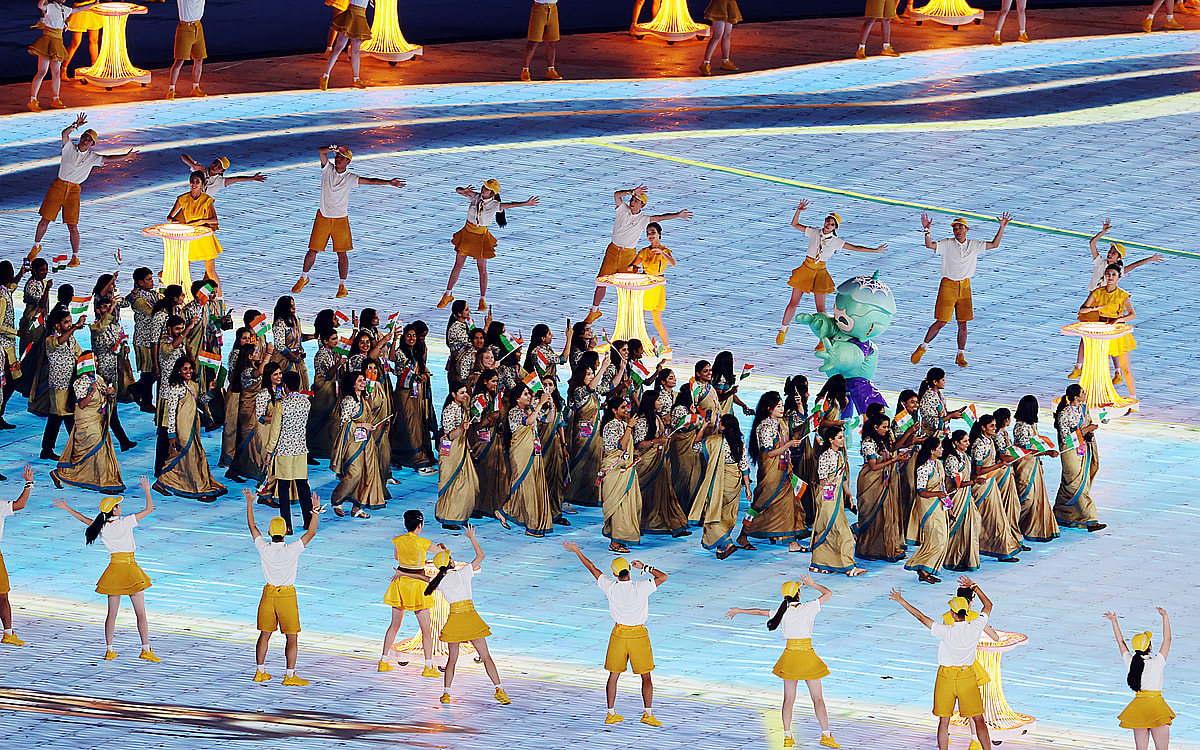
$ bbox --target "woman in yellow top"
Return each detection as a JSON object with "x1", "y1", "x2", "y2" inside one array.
[
  {"x1": 167, "y1": 170, "x2": 224, "y2": 285},
  {"x1": 379, "y1": 509, "x2": 447, "y2": 677},
  {"x1": 1078, "y1": 264, "x2": 1138, "y2": 403},
  {"x1": 633, "y1": 222, "x2": 676, "y2": 352}
]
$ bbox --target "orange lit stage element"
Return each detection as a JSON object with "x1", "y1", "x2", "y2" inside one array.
[
  {"x1": 633, "y1": 0, "x2": 711, "y2": 43},
  {"x1": 76, "y1": 3, "x2": 151, "y2": 90},
  {"x1": 143, "y1": 223, "x2": 210, "y2": 297},
  {"x1": 362, "y1": 0, "x2": 422, "y2": 64},
  {"x1": 1061, "y1": 322, "x2": 1138, "y2": 416},
  {"x1": 951, "y1": 630, "x2": 1036, "y2": 739},
  {"x1": 596, "y1": 272, "x2": 665, "y2": 355},
  {"x1": 909, "y1": 0, "x2": 984, "y2": 28},
  {"x1": 391, "y1": 590, "x2": 476, "y2": 659}
]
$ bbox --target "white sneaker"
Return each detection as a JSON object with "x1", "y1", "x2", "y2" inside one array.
[{"x1": 561, "y1": 503, "x2": 579, "y2": 515}]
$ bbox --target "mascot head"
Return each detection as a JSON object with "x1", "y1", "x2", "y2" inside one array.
[{"x1": 830, "y1": 271, "x2": 896, "y2": 341}]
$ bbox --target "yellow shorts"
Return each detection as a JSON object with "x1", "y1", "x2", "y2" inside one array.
[
  {"x1": 605, "y1": 623, "x2": 654, "y2": 674},
  {"x1": 439, "y1": 600, "x2": 492, "y2": 643},
  {"x1": 29, "y1": 30, "x2": 67, "y2": 62},
  {"x1": 39, "y1": 178, "x2": 82, "y2": 225},
  {"x1": 0, "y1": 550, "x2": 9, "y2": 595},
  {"x1": 451, "y1": 223, "x2": 498, "y2": 259},
  {"x1": 596, "y1": 243, "x2": 638, "y2": 279},
  {"x1": 173, "y1": 21, "x2": 207, "y2": 60},
  {"x1": 95, "y1": 553, "x2": 153, "y2": 596},
  {"x1": 383, "y1": 575, "x2": 431, "y2": 611},
  {"x1": 933, "y1": 665, "x2": 984, "y2": 718},
  {"x1": 865, "y1": 0, "x2": 899, "y2": 18},
  {"x1": 309, "y1": 211, "x2": 353, "y2": 253},
  {"x1": 934, "y1": 278, "x2": 973, "y2": 323},
  {"x1": 527, "y1": 3, "x2": 561, "y2": 43},
  {"x1": 772, "y1": 638, "x2": 831, "y2": 681},
  {"x1": 787, "y1": 258, "x2": 835, "y2": 295},
  {"x1": 1119, "y1": 691, "x2": 1176, "y2": 729},
  {"x1": 257, "y1": 585, "x2": 301, "y2": 634}
]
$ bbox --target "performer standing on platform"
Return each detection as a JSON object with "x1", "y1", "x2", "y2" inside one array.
[
  {"x1": 889, "y1": 583, "x2": 995, "y2": 750},
  {"x1": 28, "y1": 0, "x2": 76, "y2": 112},
  {"x1": 633, "y1": 223, "x2": 676, "y2": 351},
  {"x1": 0, "y1": 465, "x2": 35, "y2": 647},
  {"x1": 167, "y1": 0, "x2": 209, "y2": 100},
  {"x1": 31, "y1": 115, "x2": 137, "y2": 268},
  {"x1": 991, "y1": 0, "x2": 1030, "y2": 44},
  {"x1": 167, "y1": 171, "x2": 224, "y2": 284},
  {"x1": 181, "y1": 154, "x2": 269, "y2": 195},
  {"x1": 699, "y1": 0, "x2": 742, "y2": 75},
  {"x1": 856, "y1": 0, "x2": 902, "y2": 59},
  {"x1": 911, "y1": 213, "x2": 1011, "y2": 369},
  {"x1": 379, "y1": 510, "x2": 447, "y2": 677},
  {"x1": 586, "y1": 187, "x2": 691, "y2": 325},
  {"x1": 726, "y1": 577, "x2": 839, "y2": 749},
  {"x1": 776, "y1": 202, "x2": 887, "y2": 346},
  {"x1": 562, "y1": 542, "x2": 667, "y2": 727},
  {"x1": 1103, "y1": 608, "x2": 1175, "y2": 748},
  {"x1": 292, "y1": 146, "x2": 404, "y2": 299},
  {"x1": 521, "y1": 0, "x2": 563, "y2": 82},
  {"x1": 437, "y1": 181, "x2": 539, "y2": 312},
  {"x1": 1078, "y1": 265, "x2": 1139, "y2": 403},
  {"x1": 319, "y1": 0, "x2": 372, "y2": 90},
  {"x1": 246, "y1": 488, "x2": 318, "y2": 686},
  {"x1": 54, "y1": 477, "x2": 161, "y2": 662},
  {"x1": 63, "y1": 1, "x2": 103, "y2": 81}
]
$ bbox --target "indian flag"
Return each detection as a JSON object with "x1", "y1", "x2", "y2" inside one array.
[
  {"x1": 789, "y1": 474, "x2": 807, "y2": 496},
  {"x1": 469, "y1": 394, "x2": 490, "y2": 419},
  {"x1": 332, "y1": 335, "x2": 352, "y2": 356},
  {"x1": 498, "y1": 333, "x2": 520, "y2": 355},
  {"x1": 675, "y1": 412, "x2": 700, "y2": 431},
  {"x1": 52, "y1": 255, "x2": 68, "y2": 272},
  {"x1": 894, "y1": 409, "x2": 915, "y2": 433},
  {"x1": 397, "y1": 367, "x2": 416, "y2": 389},
  {"x1": 364, "y1": 370, "x2": 377, "y2": 394},
  {"x1": 214, "y1": 365, "x2": 228, "y2": 389},
  {"x1": 198, "y1": 350, "x2": 221, "y2": 371},
  {"x1": 249, "y1": 313, "x2": 270, "y2": 337},
  {"x1": 1004, "y1": 445, "x2": 1030, "y2": 460},
  {"x1": 740, "y1": 363, "x2": 754, "y2": 381},
  {"x1": 1062, "y1": 429, "x2": 1086, "y2": 451},
  {"x1": 843, "y1": 414, "x2": 862, "y2": 431},
  {"x1": 630, "y1": 359, "x2": 652, "y2": 387},
  {"x1": 600, "y1": 328, "x2": 610, "y2": 345},
  {"x1": 534, "y1": 348, "x2": 553, "y2": 375},
  {"x1": 111, "y1": 330, "x2": 127, "y2": 353},
  {"x1": 1029, "y1": 434, "x2": 1055, "y2": 453},
  {"x1": 960, "y1": 403, "x2": 978, "y2": 428},
  {"x1": 386, "y1": 311, "x2": 402, "y2": 330},
  {"x1": 334, "y1": 310, "x2": 350, "y2": 325},
  {"x1": 75, "y1": 351, "x2": 96, "y2": 374},
  {"x1": 113, "y1": 247, "x2": 122, "y2": 265},
  {"x1": 70, "y1": 295, "x2": 91, "y2": 315},
  {"x1": 522, "y1": 371, "x2": 543, "y2": 394},
  {"x1": 193, "y1": 281, "x2": 215, "y2": 305}
]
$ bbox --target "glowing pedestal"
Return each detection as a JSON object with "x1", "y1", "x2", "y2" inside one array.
[
  {"x1": 633, "y1": 0, "x2": 711, "y2": 43},
  {"x1": 77, "y1": 3, "x2": 151, "y2": 89},
  {"x1": 909, "y1": 0, "x2": 984, "y2": 27},
  {"x1": 1061, "y1": 322, "x2": 1138, "y2": 416},
  {"x1": 143, "y1": 223, "x2": 212, "y2": 297},
  {"x1": 597, "y1": 272, "x2": 663, "y2": 353},
  {"x1": 391, "y1": 590, "x2": 475, "y2": 658},
  {"x1": 951, "y1": 630, "x2": 1036, "y2": 738},
  {"x1": 362, "y1": 0, "x2": 422, "y2": 63}
]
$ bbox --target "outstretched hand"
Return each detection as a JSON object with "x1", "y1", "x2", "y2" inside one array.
[
  {"x1": 51, "y1": 498, "x2": 69, "y2": 511},
  {"x1": 796, "y1": 200, "x2": 809, "y2": 212},
  {"x1": 464, "y1": 522, "x2": 476, "y2": 539},
  {"x1": 138, "y1": 475, "x2": 152, "y2": 494},
  {"x1": 920, "y1": 212, "x2": 933, "y2": 231},
  {"x1": 998, "y1": 211, "x2": 1013, "y2": 227},
  {"x1": 957, "y1": 575, "x2": 976, "y2": 589},
  {"x1": 888, "y1": 586, "x2": 904, "y2": 603},
  {"x1": 21, "y1": 464, "x2": 34, "y2": 484},
  {"x1": 1156, "y1": 607, "x2": 1168, "y2": 617},
  {"x1": 1102, "y1": 611, "x2": 1118, "y2": 622},
  {"x1": 561, "y1": 540, "x2": 579, "y2": 553}
]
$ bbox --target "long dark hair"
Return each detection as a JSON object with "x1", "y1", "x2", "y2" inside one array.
[
  {"x1": 0, "y1": 261, "x2": 14, "y2": 287},
  {"x1": 91, "y1": 273, "x2": 114, "y2": 306},
  {"x1": 722, "y1": 413, "x2": 745, "y2": 463},
  {"x1": 339, "y1": 369, "x2": 364, "y2": 403},
  {"x1": 568, "y1": 352, "x2": 600, "y2": 391},
  {"x1": 425, "y1": 556, "x2": 453, "y2": 596},
  {"x1": 864, "y1": 413, "x2": 893, "y2": 451},
  {"x1": 599, "y1": 394, "x2": 628, "y2": 434},
  {"x1": 1055, "y1": 384, "x2": 1082, "y2": 419},
  {"x1": 896, "y1": 389, "x2": 918, "y2": 417},
  {"x1": 261, "y1": 362, "x2": 282, "y2": 402},
  {"x1": 993, "y1": 407, "x2": 1012, "y2": 430},
  {"x1": 818, "y1": 424, "x2": 843, "y2": 453},
  {"x1": 748, "y1": 391, "x2": 782, "y2": 465},
  {"x1": 674, "y1": 383, "x2": 695, "y2": 410},
  {"x1": 397, "y1": 323, "x2": 419, "y2": 365},
  {"x1": 712, "y1": 350, "x2": 735, "y2": 386},
  {"x1": 314, "y1": 308, "x2": 336, "y2": 332},
  {"x1": 569, "y1": 321, "x2": 591, "y2": 355},
  {"x1": 152, "y1": 284, "x2": 184, "y2": 316},
  {"x1": 273, "y1": 295, "x2": 298, "y2": 329},
  {"x1": 914, "y1": 435, "x2": 941, "y2": 470},
  {"x1": 918, "y1": 367, "x2": 946, "y2": 401},
  {"x1": 472, "y1": 369, "x2": 497, "y2": 397},
  {"x1": 815, "y1": 374, "x2": 848, "y2": 412},
  {"x1": 167, "y1": 355, "x2": 195, "y2": 387},
  {"x1": 84, "y1": 508, "x2": 115, "y2": 545},
  {"x1": 784, "y1": 375, "x2": 808, "y2": 415},
  {"x1": 968, "y1": 414, "x2": 995, "y2": 448},
  {"x1": 766, "y1": 592, "x2": 800, "y2": 631},
  {"x1": 652, "y1": 367, "x2": 673, "y2": 391},
  {"x1": 230, "y1": 327, "x2": 255, "y2": 394},
  {"x1": 943, "y1": 429, "x2": 968, "y2": 463},
  {"x1": 1128, "y1": 641, "x2": 1151, "y2": 691},
  {"x1": 635, "y1": 389, "x2": 662, "y2": 441},
  {"x1": 446, "y1": 300, "x2": 469, "y2": 335},
  {"x1": 1015, "y1": 395, "x2": 1039, "y2": 425},
  {"x1": 444, "y1": 380, "x2": 468, "y2": 409},
  {"x1": 523, "y1": 324, "x2": 551, "y2": 373}
]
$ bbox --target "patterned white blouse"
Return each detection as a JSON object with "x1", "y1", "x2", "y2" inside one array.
[
  {"x1": 1012, "y1": 421, "x2": 1037, "y2": 449},
  {"x1": 313, "y1": 346, "x2": 335, "y2": 381},
  {"x1": 164, "y1": 383, "x2": 196, "y2": 437},
  {"x1": 272, "y1": 392, "x2": 311, "y2": 457},
  {"x1": 817, "y1": 447, "x2": 843, "y2": 481},
  {"x1": 602, "y1": 418, "x2": 627, "y2": 451},
  {"x1": 441, "y1": 401, "x2": 466, "y2": 435},
  {"x1": 129, "y1": 288, "x2": 160, "y2": 347},
  {"x1": 47, "y1": 337, "x2": 81, "y2": 391}
]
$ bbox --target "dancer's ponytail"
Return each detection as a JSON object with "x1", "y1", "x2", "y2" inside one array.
[
  {"x1": 85, "y1": 511, "x2": 112, "y2": 545},
  {"x1": 424, "y1": 563, "x2": 452, "y2": 596},
  {"x1": 766, "y1": 594, "x2": 799, "y2": 631},
  {"x1": 1127, "y1": 648, "x2": 1150, "y2": 692}
]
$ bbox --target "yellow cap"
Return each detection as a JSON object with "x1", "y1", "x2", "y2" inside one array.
[
  {"x1": 611, "y1": 557, "x2": 630, "y2": 576},
  {"x1": 433, "y1": 550, "x2": 452, "y2": 569},
  {"x1": 483, "y1": 178, "x2": 502, "y2": 195},
  {"x1": 631, "y1": 190, "x2": 648, "y2": 207},
  {"x1": 1110, "y1": 242, "x2": 1127, "y2": 259},
  {"x1": 338, "y1": 148, "x2": 353, "y2": 161},
  {"x1": 99, "y1": 496, "x2": 121, "y2": 513},
  {"x1": 267, "y1": 517, "x2": 287, "y2": 537},
  {"x1": 828, "y1": 212, "x2": 842, "y2": 228},
  {"x1": 81, "y1": 129, "x2": 99, "y2": 143},
  {"x1": 1132, "y1": 631, "x2": 1153, "y2": 652},
  {"x1": 781, "y1": 581, "x2": 800, "y2": 598},
  {"x1": 217, "y1": 156, "x2": 230, "y2": 170},
  {"x1": 951, "y1": 217, "x2": 969, "y2": 229}
]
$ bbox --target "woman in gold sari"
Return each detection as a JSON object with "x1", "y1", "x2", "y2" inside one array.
[
  {"x1": 538, "y1": 376, "x2": 571, "y2": 523},
  {"x1": 153, "y1": 358, "x2": 226, "y2": 500},
  {"x1": 224, "y1": 337, "x2": 268, "y2": 483},
  {"x1": 500, "y1": 384, "x2": 554, "y2": 537},
  {"x1": 968, "y1": 416, "x2": 1021, "y2": 563},
  {"x1": 711, "y1": 350, "x2": 753, "y2": 417},
  {"x1": 688, "y1": 361, "x2": 740, "y2": 558},
  {"x1": 307, "y1": 329, "x2": 342, "y2": 460},
  {"x1": 390, "y1": 324, "x2": 436, "y2": 475},
  {"x1": 855, "y1": 413, "x2": 905, "y2": 563},
  {"x1": 890, "y1": 389, "x2": 921, "y2": 539},
  {"x1": 1012, "y1": 395, "x2": 1061, "y2": 543},
  {"x1": 230, "y1": 361, "x2": 279, "y2": 492},
  {"x1": 564, "y1": 352, "x2": 604, "y2": 508},
  {"x1": 990, "y1": 408, "x2": 1025, "y2": 538},
  {"x1": 470, "y1": 369, "x2": 508, "y2": 518},
  {"x1": 599, "y1": 396, "x2": 643, "y2": 553},
  {"x1": 33, "y1": 307, "x2": 83, "y2": 460},
  {"x1": 360, "y1": 358, "x2": 395, "y2": 496},
  {"x1": 668, "y1": 386, "x2": 703, "y2": 515},
  {"x1": 633, "y1": 389, "x2": 689, "y2": 537},
  {"x1": 746, "y1": 391, "x2": 805, "y2": 551},
  {"x1": 784, "y1": 376, "x2": 816, "y2": 535},
  {"x1": 330, "y1": 371, "x2": 384, "y2": 517},
  {"x1": 52, "y1": 363, "x2": 125, "y2": 494},
  {"x1": 435, "y1": 382, "x2": 478, "y2": 530},
  {"x1": 1053, "y1": 384, "x2": 1105, "y2": 531},
  {"x1": 941, "y1": 431, "x2": 980, "y2": 573},
  {"x1": 810, "y1": 426, "x2": 864, "y2": 576},
  {"x1": 270, "y1": 295, "x2": 312, "y2": 391},
  {"x1": 903, "y1": 436, "x2": 948, "y2": 583}
]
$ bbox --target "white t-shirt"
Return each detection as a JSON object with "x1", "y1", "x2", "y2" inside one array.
[
  {"x1": 804, "y1": 226, "x2": 846, "y2": 263},
  {"x1": 1088, "y1": 255, "x2": 1124, "y2": 292},
  {"x1": 466, "y1": 196, "x2": 501, "y2": 228},
  {"x1": 203, "y1": 174, "x2": 227, "y2": 195},
  {"x1": 930, "y1": 612, "x2": 988, "y2": 667},
  {"x1": 1123, "y1": 651, "x2": 1166, "y2": 692},
  {"x1": 0, "y1": 501, "x2": 13, "y2": 544},
  {"x1": 934, "y1": 238, "x2": 988, "y2": 281},
  {"x1": 439, "y1": 565, "x2": 477, "y2": 604},
  {"x1": 318, "y1": 162, "x2": 360, "y2": 219},
  {"x1": 596, "y1": 574, "x2": 656, "y2": 626},
  {"x1": 40, "y1": 2, "x2": 73, "y2": 30},
  {"x1": 611, "y1": 202, "x2": 652, "y2": 249},
  {"x1": 99, "y1": 515, "x2": 138, "y2": 554},
  {"x1": 349, "y1": 0, "x2": 369, "y2": 7},
  {"x1": 177, "y1": 0, "x2": 205, "y2": 23},
  {"x1": 254, "y1": 535, "x2": 305, "y2": 587},
  {"x1": 779, "y1": 599, "x2": 821, "y2": 639},
  {"x1": 58, "y1": 142, "x2": 105, "y2": 185}
]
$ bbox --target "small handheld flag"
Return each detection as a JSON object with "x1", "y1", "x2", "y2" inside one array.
[
  {"x1": 250, "y1": 313, "x2": 270, "y2": 338},
  {"x1": 52, "y1": 255, "x2": 68, "y2": 272},
  {"x1": 630, "y1": 359, "x2": 651, "y2": 387},
  {"x1": 334, "y1": 310, "x2": 350, "y2": 325},
  {"x1": 739, "y1": 363, "x2": 754, "y2": 381},
  {"x1": 534, "y1": 348, "x2": 553, "y2": 375},
  {"x1": 522, "y1": 371, "x2": 543, "y2": 394},
  {"x1": 193, "y1": 281, "x2": 215, "y2": 305},
  {"x1": 1061, "y1": 429, "x2": 1086, "y2": 451},
  {"x1": 470, "y1": 394, "x2": 490, "y2": 419},
  {"x1": 70, "y1": 295, "x2": 92, "y2": 316},
  {"x1": 788, "y1": 474, "x2": 808, "y2": 496},
  {"x1": 332, "y1": 335, "x2": 352, "y2": 356},
  {"x1": 75, "y1": 351, "x2": 96, "y2": 374},
  {"x1": 113, "y1": 247, "x2": 122, "y2": 265},
  {"x1": 894, "y1": 409, "x2": 915, "y2": 433},
  {"x1": 198, "y1": 350, "x2": 221, "y2": 371},
  {"x1": 498, "y1": 333, "x2": 520, "y2": 355},
  {"x1": 960, "y1": 403, "x2": 978, "y2": 428},
  {"x1": 386, "y1": 311, "x2": 402, "y2": 330},
  {"x1": 214, "y1": 365, "x2": 228, "y2": 390},
  {"x1": 1028, "y1": 434, "x2": 1055, "y2": 453},
  {"x1": 397, "y1": 367, "x2": 416, "y2": 390}
]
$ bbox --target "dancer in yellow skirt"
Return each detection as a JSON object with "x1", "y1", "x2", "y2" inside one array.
[
  {"x1": 379, "y1": 510, "x2": 447, "y2": 676},
  {"x1": 699, "y1": 0, "x2": 742, "y2": 75},
  {"x1": 1079, "y1": 264, "x2": 1139, "y2": 403},
  {"x1": 0, "y1": 465, "x2": 35, "y2": 647},
  {"x1": 246, "y1": 488, "x2": 318, "y2": 686},
  {"x1": 890, "y1": 582, "x2": 995, "y2": 750},
  {"x1": 320, "y1": 0, "x2": 372, "y2": 89},
  {"x1": 726, "y1": 576, "x2": 840, "y2": 748},
  {"x1": 29, "y1": 0, "x2": 76, "y2": 112},
  {"x1": 1103, "y1": 607, "x2": 1174, "y2": 748},
  {"x1": 634, "y1": 222, "x2": 677, "y2": 351},
  {"x1": 64, "y1": 0, "x2": 103, "y2": 80},
  {"x1": 438, "y1": 180, "x2": 539, "y2": 312},
  {"x1": 55, "y1": 476, "x2": 161, "y2": 662},
  {"x1": 425, "y1": 524, "x2": 510, "y2": 705},
  {"x1": 856, "y1": 0, "x2": 902, "y2": 59},
  {"x1": 168, "y1": 171, "x2": 224, "y2": 284},
  {"x1": 991, "y1": 0, "x2": 1030, "y2": 44},
  {"x1": 563, "y1": 542, "x2": 667, "y2": 727}
]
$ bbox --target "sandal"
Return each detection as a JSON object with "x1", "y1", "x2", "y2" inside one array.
[
  {"x1": 736, "y1": 536, "x2": 757, "y2": 551},
  {"x1": 351, "y1": 508, "x2": 370, "y2": 519},
  {"x1": 716, "y1": 544, "x2": 738, "y2": 560},
  {"x1": 525, "y1": 530, "x2": 544, "y2": 538},
  {"x1": 847, "y1": 567, "x2": 867, "y2": 577},
  {"x1": 787, "y1": 542, "x2": 806, "y2": 553},
  {"x1": 609, "y1": 543, "x2": 630, "y2": 553},
  {"x1": 494, "y1": 511, "x2": 511, "y2": 530},
  {"x1": 333, "y1": 504, "x2": 346, "y2": 517}
]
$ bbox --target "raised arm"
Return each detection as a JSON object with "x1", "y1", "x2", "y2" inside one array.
[
  {"x1": 725, "y1": 607, "x2": 773, "y2": 618},
  {"x1": 889, "y1": 587, "x2": 934, "y2": 628},
  {"x1": 359, "y1": 176, "x2": 406, "y2": 188},
  {"x1": 615, "y1": 185, "x2": 645, "y2": 208},
  {"x1": 300, "y1": 494, "x2": 320, "y2": 546},
  {"x1": 562, "y1": 540, "x2": 602, "y2": 579},
  {"x1": 1103, "y1": 611, "x2": 1129, "y2": 656},
  {"x1": 985, "y1": 212, "x2": 1012, "y2": 250},
  {"x1": 649, "y1": 209, "x2": 692, "y2": 222},
  {"x1": 790, "y1": 200, "x2": 811, "y2": 232},
  {"x1": 1158, "y1": 607, "x2": 1171, "y2": 658},
  {"x1": 464, "y1": 522, "x2": 484, "y2": 570},
  {"x1": 62, "y1": 113, "x2": 85, "y2": 147},
  {"x1": 803, "y1": 573, "x2": 833, "y2": 604},
  {"x1": 13, "y1": 465, "x2": 35, "y2": 512},
  {"x1": 499, "y1": 196, "x2": 539, "y2": 210},
  {"x1": 133, "y1": 476, "x2": 154, "y2": 521},
  {"x1": 847, "y1": 240, "x2": 888, "y2": 254},
  {"x1": 244, "y1": 488, "x2": 260, "y2": 539},
  {"x1": 318, "y1": 146, "x2": 333, "y2": 167},
  {"x1": 959, "y1": 576, "x2": 992, "y2": 615},
  {"x1": 921, "y1": 212, "x2": 937, "y2": 250},
  {"x1": 1089, "y1": 219, "x2": 1110, "y2": 259},
  {"x1": 224, "y1": 172, "x2": 268, "y2": 186},
  {"x1": 52, "y1": 498, "x2": 92, "y2": 525},
  {"x1": 631, "y1": 559, "x2": 667, "y2": 586},
  {"x1": 101, "y1": 149, "x2": 137, "y2": 165},
  {"x1": 181, "y1": 154, "x2": 202, "y2": 171}
]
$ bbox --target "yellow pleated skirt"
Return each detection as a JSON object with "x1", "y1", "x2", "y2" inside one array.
[
  {"x1": 1119, "y1": 691, "x2": 1175, "y2": 729},
  {"x1": 439, "y1": 600, "x2": 492, "y2": 643},
  {"x1": 95, "y1": 552, "x2": 152, "y2": 595},
  {"x1": 772, "y1": 638, "x2": 830, "y2": 680}
]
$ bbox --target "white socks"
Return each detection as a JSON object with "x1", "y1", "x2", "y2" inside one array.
[
  {"x1": 424, "y1": 659, "x2": 433, "y2": 669},
  {"x1": 917, "y1": 343, "x2": 928, "y2": 351},
  {"x1": 141, "y1": 641, "x2": 151, "y2": 649},
  {"x1": 300, "y1": 273, "x2": 309, "y2": 280},
  {"x1": 255, "y1": 663, "x2": 265, "y2": 673},
  {"x1": 286, "y1": 668, "x2": 295, "y2": 677},
  {"x1": 4, "y1": 629, "x2": 12, "y2": 635}
]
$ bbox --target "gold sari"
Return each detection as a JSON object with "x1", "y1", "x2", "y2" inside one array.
[
  {"x1": 154, "y1": 384, "x2": 227, "y2": 500},
  {"x1": 904, "y1": 461, "x2": 948, "y2": 575},
  {"x1": 669, "y1": 418, "x2": 703, "y2": 515},
  {"x1": 472, "y1": 417, "x2": 509, "y2": 516},
  {"x1": 810, "y1": 450, "x2": 855, "y2": 573},
  {"x1": 269, "y1": 324, "x2": 310, "y2": 391},
  {"x1": 602, "y1": 445, "x2": 643, "y2": 546},
  {"x1": 365, "y1": 380, "x2": 394, "y2": 489},
  {"x1": 1015, "y1": 455, "x2": 1060, "y2": 542},
  {"x1": 564, "y1": 391, "x2": 602, "y2": 507},
  {"x1": 435, "y1": 426, "x2": 478, "y2": 526},
  {"x1": 502, "y1": 420, "x2": 553, "y2": 535},
  {"x1": 307, "y1": 359, "x2": 341, "y2": 460},
  {"x1": 748, "y1": 419, "x2": 804, "y2": 543},
  {"x1": 855, "y1": 449, "x2": 904, "y2": 563},
  {"x1": 1055, "y1": 413, "x2": 1099, "y2": 527},
  {"x1": 52, "y1": 375, "x2": 124, "y2": 494},
  {"x1": 330, "y1": 398, "x2": 386, "y2": 509},
  {"x1": 943, "y1": 458, "x2": 980, "y2": 572},
  {"x1": 971, "y1": 441, "x2": 1021, "y2": 560},
  {"x1": 391, "y1": 372, "x2": 435, "y2": 470},
  {"x1": 539, "y1": 404, "x2": 567, "y2": 520},
  {"x1": 638, "y1": 418, "x2": 687, "y2": 535}
]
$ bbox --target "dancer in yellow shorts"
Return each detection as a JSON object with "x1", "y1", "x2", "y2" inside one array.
[
  {"x1": 0, "y1": 465, "x2": 35, "y2": 647},
  {"x1": 727, "y1": 576, "x2": 840, "y2": 748},
  {"x1": 521, "y1": 0, "x2": 563, "y2": 81},
  {"x1": 55, "y1": 476, "x2": 161, "y2": 662},
  {"x1": 1103, "y1": 607, "x2": 1174, "y2": 748},
  {"x1": 1079, "y1": 264, "x2": 1138, "y2": 403},
  {"x1": 379, "y1": 509, "x2": 446, "y2": 676},
  {"x1": 890, "y1": 582, "x2": 995, "y2": 750},
  {"x1": 856, "y1": 0, "x2": 901, "y2": 59},
  {"x1": 168, "y1": 170, "x2": 224, "y2": 284},
  {"x1": 563, "y1": 541, "x2": 668, "y2": 727},
  {"x1": 425, "y1": 524, "x2": 511, "y2": 705},
  {"x1": 245, "y1": 488, "x2": 319, "y2": 686},
  {"x1": 167, "y1": 0, "x2": 209, "y2": 99}
]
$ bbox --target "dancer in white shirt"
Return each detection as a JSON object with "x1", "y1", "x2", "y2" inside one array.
[
  {"x1": 1103, "y1": 607, "x2": 1174, "y2": 750},
  {"x1": 168, "y1": 0, "x2": 209, "y2": 99},
  {"x1": 0, "y1": 465, "x2": 35, "y2": 647}
]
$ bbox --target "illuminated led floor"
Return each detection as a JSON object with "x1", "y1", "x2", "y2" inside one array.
[{"x1": 0, "y1": 34, "x2": 1197, "y2": 749}]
